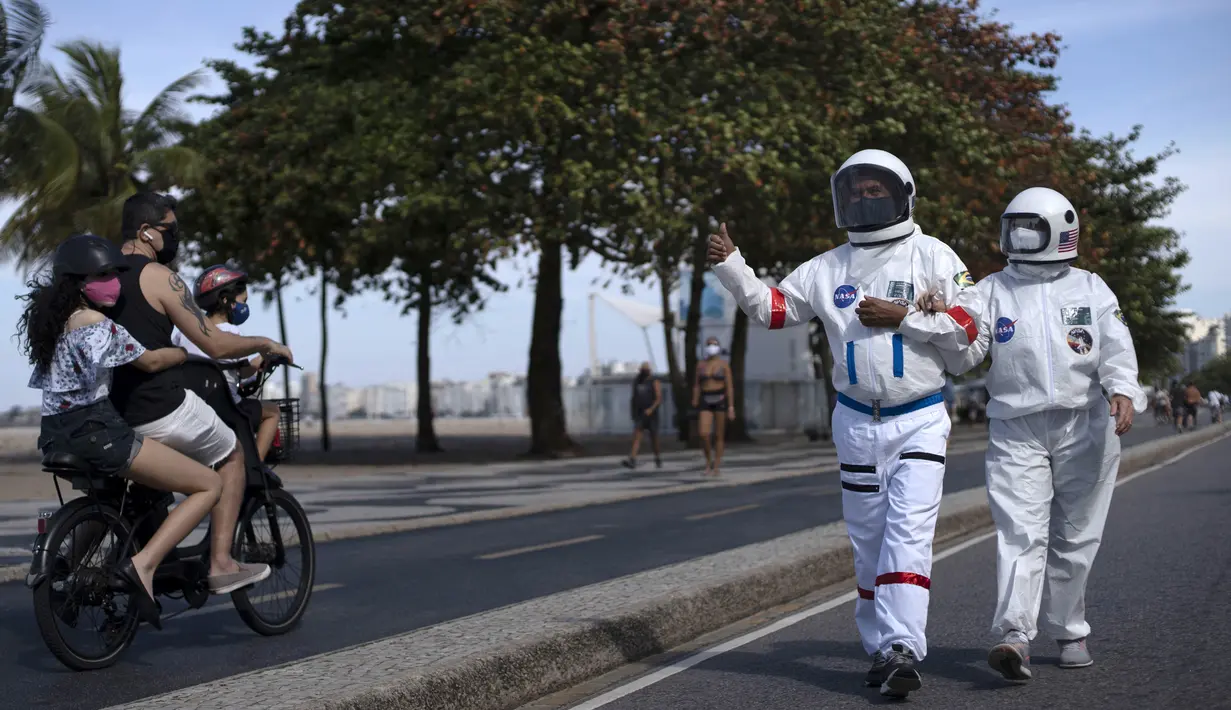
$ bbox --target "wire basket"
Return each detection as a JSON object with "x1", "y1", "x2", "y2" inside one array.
[{"x1": 266, "y1": 398, "x2": 300, "y2": 463}]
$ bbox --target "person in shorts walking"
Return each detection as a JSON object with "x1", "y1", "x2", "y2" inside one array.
[{"x1": 622, "y1": 362, "x2": 662, "y2": 469}]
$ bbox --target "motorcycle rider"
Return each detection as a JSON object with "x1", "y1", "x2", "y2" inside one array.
[
  {"x1": 172, "y1": 264, "x2": 282, "y2": 462},
  {"x1": 929, "y1": 187, "x2": 1147, "y2": 681},
  {"x1": 708, "y1": 149, "x2": 984, "y2": 698},
  {"x1": 106, "y1": 191, "x2": 291, "y2": 595}
]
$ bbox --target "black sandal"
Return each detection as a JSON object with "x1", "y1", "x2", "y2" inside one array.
[{"x1": 116, "y1": 558, "x2": 162, "y2": 630}]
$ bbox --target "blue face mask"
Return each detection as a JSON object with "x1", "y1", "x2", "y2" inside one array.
[{"x1": 229, "y1": 301, "x2": 250, "y2": 326}]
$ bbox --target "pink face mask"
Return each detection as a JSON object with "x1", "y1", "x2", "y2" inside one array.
[{"x1": 82, "y1": 276, "x2": 121, "y2": 306}]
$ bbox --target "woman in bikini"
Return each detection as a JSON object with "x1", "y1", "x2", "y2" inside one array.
[{"x1": 692, "y1": 336, "x2": 735, "y2": 476}]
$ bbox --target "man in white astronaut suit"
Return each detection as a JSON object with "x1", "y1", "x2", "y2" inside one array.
[
  {"x1": 708, "y1": 149, "x2": 984, "y2": 698},
  {"x1": 931, "y1": 187, "x2": 1147, "y2": 682}
]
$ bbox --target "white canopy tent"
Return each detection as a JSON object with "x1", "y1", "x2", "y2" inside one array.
[{"x1": 588, "y1": 292, "x2": 665, "y2": 375}]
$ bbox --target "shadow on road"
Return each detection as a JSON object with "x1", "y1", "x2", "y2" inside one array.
[{"x1": 702, "y1": 639, "x2": 1003, "y2": 702}]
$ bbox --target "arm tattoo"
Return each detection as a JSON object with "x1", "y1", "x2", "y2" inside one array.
[{"x1": 168, "y1": 272, "x2": 212, "y2": 337}]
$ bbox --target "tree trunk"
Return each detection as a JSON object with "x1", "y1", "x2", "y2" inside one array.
[
  {"x1": 810, "y1": 320, "x2": 835, "y2": 440},
  {"x1": 318, "y1": 270, "x2": 331, "y2": 452},
  {"x1": 275, "y1": 279, "x2": 291, "y2": 399},
  {"x1": 416, "y1": 275, "x2": 443, "y2": 453},
  {"x1": 526, "y1": 239, "x2": 575, "y2": 456},
  {"x1": 681, "y1": 226, "x2": 707, "y2": 444},
  {"x1": 726, "y1": 306, "x2": 754, "y2": 442},
  {"x1": 656, "y1": 261, "x2": 688, "y2": 439}
]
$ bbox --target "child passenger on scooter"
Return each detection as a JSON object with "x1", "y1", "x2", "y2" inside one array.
[
  {"x1": 19, "y1": 235, "x2": 224, "y2": 628},
  {"x1": 171, "y1": 265, "x2": 281, "y2": 461}
]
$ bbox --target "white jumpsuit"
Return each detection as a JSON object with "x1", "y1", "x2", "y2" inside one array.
[
  {"x1": 712, "y1": 227, "x2": 983, "y2": 660},
  {"x1": 944, "y1": 264, "x2": 1147, "y2": 641}
]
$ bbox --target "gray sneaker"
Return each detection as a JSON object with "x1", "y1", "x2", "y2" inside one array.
[
  {"x1": 988, "y1": 631, "x2": 1032, "y2": 681},
  {"x1": 879, "y1": 643, "x2": 923, "y2": 698},
  {"x1": 863, "y1": 650, "x2": 887, "y2": 687},
  {"x1": 1057, "y1": 637, "x2": 1093, "y2": 668},
  {"x1": 208, "y1": 562, "x2": 272, "y2": 595}
]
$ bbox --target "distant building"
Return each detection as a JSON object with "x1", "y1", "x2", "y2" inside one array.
[{"x1": 1179, "y1": 310, "x2": 1228, "y2": 375}]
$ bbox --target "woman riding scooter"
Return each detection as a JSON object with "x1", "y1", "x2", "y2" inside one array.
[
  {"x1": 19, "y1": 234, "x2": 225, "y2": 628},
  {"x1": 172, "y1": 265, "x2": 281, "y2": 461}
]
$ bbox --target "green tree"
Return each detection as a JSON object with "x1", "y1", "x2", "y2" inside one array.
[
  {"x1": 1, "y1": 40, "x2": 204, "y2": 265},
  {"x1": 0, "y1": 0, "x2": 49, "y2": 132},
  {"x1": 1064, "y1": 128, "x2": 1190, "y2": 380},
  {"x1": 1192, "y1": 355, "x2": 1231, "y2": 396},
  {"x1": 183, "y1": 57, "x2": 386, "y2": 451},
  {"x1": 187, "y1": 7, "x2": 512, "y2": 452}
]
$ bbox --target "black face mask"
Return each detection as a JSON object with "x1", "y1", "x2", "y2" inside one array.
[
  {"x1": 847, "y1": 196, "x2": 901, "y2": 228},
  {"x1": 152, "y1": 223, "x2": 180, "y2": 265}
]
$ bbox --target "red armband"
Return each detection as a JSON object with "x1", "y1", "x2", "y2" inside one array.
[
  {"x1": 769, "y1": 287, "x2": 786, "y2": 330},
  {"x1": 946, "y1": 306, "x2": 977, "y2": 345}
]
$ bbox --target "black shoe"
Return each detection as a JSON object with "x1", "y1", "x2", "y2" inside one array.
[
  {"x1": 654, "y1": 456, "x2": 662, "y2": 469},
  {"x1": 864, "y1": 651, "x2": 887, "y2": 687},
  {"x1": 621, "y1": 458, "x2": 636, "y2": 469},
  {"x1": 879, "y1": 643, "x2": 922, "y2": 698},
  {"x1": 115, "y1": 558, "x2": 162, "y2": 630}
]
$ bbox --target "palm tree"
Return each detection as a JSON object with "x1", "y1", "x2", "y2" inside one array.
[
  {"x1": 0, "y1": 0, "x2": 48, "y2": 107},
  {"x1": 1, "y1": 36, "x2": 205, "y2": 267},
  {"x1": 1, "y1": 0, "x2": 49, "y2": 195}
]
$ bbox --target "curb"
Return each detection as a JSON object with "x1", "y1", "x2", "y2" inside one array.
[
  {"x1": 0, "y1": 439, "x2": 991, "y2": 586},
  {"x1": 105, "y1": 424, "x2": 1230, "y2": 710}
]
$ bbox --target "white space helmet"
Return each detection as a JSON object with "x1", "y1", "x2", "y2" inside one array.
[
  {"x1": 831, "y1": 149, "x2": 916, "y2": 246},
  {"x1": 1000, "y1": 187, "x2": 1080, "y2": 264}
]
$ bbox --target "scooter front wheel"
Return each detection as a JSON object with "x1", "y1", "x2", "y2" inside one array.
[{"x1": 231, "y1": 489, "x2": 316, "y2": 635}]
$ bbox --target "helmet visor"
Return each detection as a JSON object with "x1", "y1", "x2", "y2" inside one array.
[
  {"x1": 832, "y1": 165, "x2": 910, "y2": 230},
  {"x1": 1000, "y1": 214, "x2": 1052, "y2": 255}
]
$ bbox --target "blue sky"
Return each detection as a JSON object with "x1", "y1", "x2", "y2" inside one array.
[{"x1": 2, "y1": 0, "x2": 1227, "y2": 407}]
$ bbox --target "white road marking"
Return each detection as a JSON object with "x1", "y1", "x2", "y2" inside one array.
[
  {"x1": 685, "y1": 504, "x2": 762, "y2": 522},
  {"x1": 477, "y1": 534, "x2": 605, "y2": 560},
  {"x1": 176, "y1": 583, "x2": 344, "y2": 620},
  {"x1": 568, "y1": 433, "x2": 1228, "y2": 709}
]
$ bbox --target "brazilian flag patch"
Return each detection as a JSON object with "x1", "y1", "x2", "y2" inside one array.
[
  {"x1": 1114, "y1": 308, "x2": 1127, "y2": 325},
  {"x1": 953, "y1": 270, "x2": 974, "y2": 288}
]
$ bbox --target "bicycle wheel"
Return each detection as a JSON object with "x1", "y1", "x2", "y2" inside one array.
[
  {"x1": 231, "y1": 488, "x2": 316, "y2": 635},
  {"x1": 32, "y1": 498, "x2": 140, "y2": 671}
]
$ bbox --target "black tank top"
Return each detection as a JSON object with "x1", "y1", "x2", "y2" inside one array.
[
  {"x1": 106, "y1": 254, "x2": 185, "y2": 425},
  {"x1": 632, "y1": 377, "x2": 657, "y2": 409}
]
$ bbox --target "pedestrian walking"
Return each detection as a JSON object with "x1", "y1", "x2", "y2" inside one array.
[
  {"x1": 709, "y1": 149, "x2": 985, "y2": 698},
  {"x1": 930, "y1": 187, "x2": 1147, "y2": 681},
  {"x1": 622, "y1": 362, "x2": 662, "y2": 469}
]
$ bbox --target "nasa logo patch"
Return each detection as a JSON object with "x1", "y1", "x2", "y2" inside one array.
[
  {"x1": 1067, "y1": 327, "x2": 1093, "y2": 355},
  {"x1": 834, "y1": 285, "x2": 858, "y2": 309},
  {"x1": 994, "y1": 317, "x2": 1017, "y2": 344}
]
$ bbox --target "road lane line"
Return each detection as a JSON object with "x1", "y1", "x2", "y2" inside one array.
[
  {"x1": 685, "y1": 504, "x2": 762, "y2": 522},
  {"x1": 477, "y1": 534, "x2": 605, "y2": 560},
  {"x1": 176, "y1": 583, "x2": 344, "y2": 619},
  {"x1": 568, "y1": 433, "x2": 1229, "y2": 709}
]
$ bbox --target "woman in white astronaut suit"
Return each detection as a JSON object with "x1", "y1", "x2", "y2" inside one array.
[
  {"x1": 933, "y1": 187, "x2": 1148, "y2": 682},
  {"x1": 709, "y1": 149, "x2": 985, "y2": 698}
]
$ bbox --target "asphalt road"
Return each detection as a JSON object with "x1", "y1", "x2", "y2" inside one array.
[
  {"x1": 0, "y1": 420, "x2": 1175, "y2": 709},
  {"x1": 570, "y1": 434, "x2": 1231, "y2": 710}
]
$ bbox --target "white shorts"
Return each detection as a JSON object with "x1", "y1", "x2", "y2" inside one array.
[{"x1": 132, "y1": 390, "x2": 238, "y2": 468}]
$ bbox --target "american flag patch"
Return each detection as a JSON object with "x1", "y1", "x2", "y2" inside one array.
[{"x1": 1058, "y1": 228, "x2": 1079, "y2": 252}]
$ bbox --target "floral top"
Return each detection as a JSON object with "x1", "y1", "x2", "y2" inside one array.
[{"x1": 28, "y1": 319, "x2": 146, "y2": 416}]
